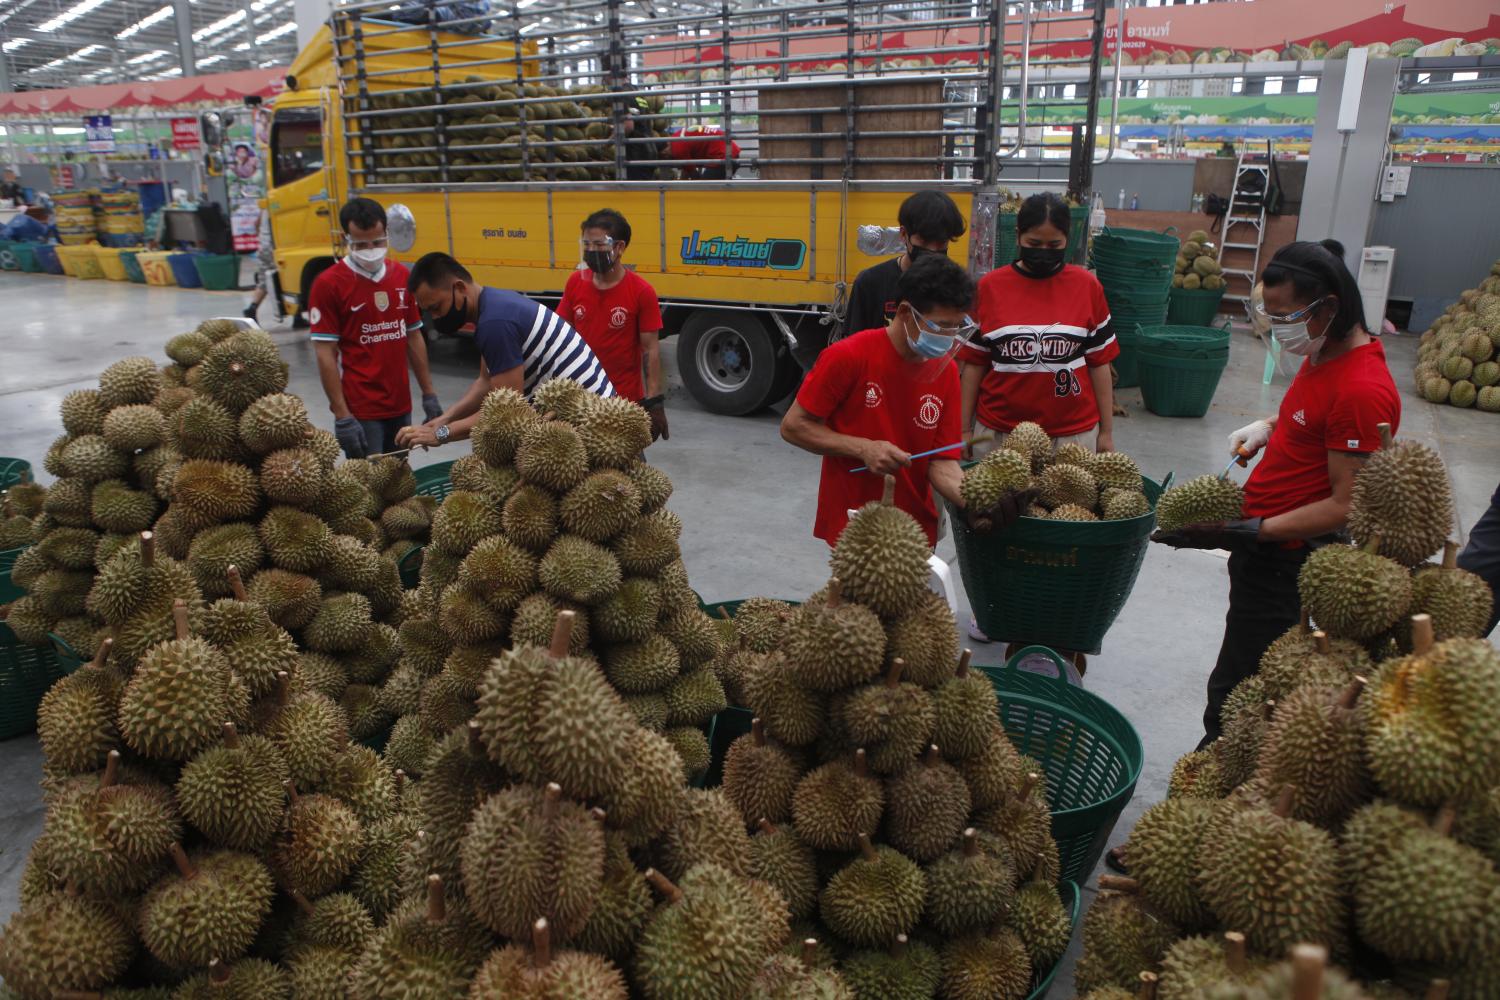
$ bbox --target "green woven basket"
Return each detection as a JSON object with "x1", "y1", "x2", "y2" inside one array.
[
  {"x1": 414, "y1": 459, "x2": 456, "y2": 501},
  {"x1": 944, "y1": 473, "x2": 1168, "y2": 655},
  {"x1": 1166, "y1": 286, "x2": 1227, "y2": 326},
  {"x1": 1136, "y1": 322, "x2": 1230, "y2": 354},
  {"x1": 0, "y1": 622, "x2": 68, "y2": 740},
  {"x1": 48, "y1": 632, "x2": 89, "y2": 674},
  {"x1": 397, "y1": 544, "x2": 425, "y2": 590},
  {"x1": 982, "y1": 646, "x2": 1144, "y2": 886},
  {"x1": 1137, "y1": 348, "x2": 1230, "y2": 419},
  {"x1": 0, "y1": 544, "x2": 27, "y2": 605},
  {"x1": 1029, "y1": 880, "x2": 1082, "y2": 999},
  {"x1": 0, "y1": 458, "x2": 32, "y2": 490}
]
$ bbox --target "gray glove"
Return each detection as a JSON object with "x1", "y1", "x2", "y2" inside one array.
[
  {"x1": 422, "y1": 393, "x2": 443, "y2": 422},
  {"x1": 334, "y1": 416, "x2": 368, "y2": 459}
]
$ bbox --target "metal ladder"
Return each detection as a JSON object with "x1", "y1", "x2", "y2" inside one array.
[{"x1": 1216, "y1": 147, "x2": 1271, "y2": 304}]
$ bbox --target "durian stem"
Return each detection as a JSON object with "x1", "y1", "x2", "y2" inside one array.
[
  {"x1": 923, "y1": 744, "x2": 941, "y2": 767},
  {"x1": 856, "y1": 832, "x2": 878, "y2": 863},
  {"x1": 1337, "y1": 677, "x2": 1367, "y2": 711},
  {"x1": 1137, "y1": 972, "x2": 1159, "y2": 1000},
  {"x1": 88, "y1": 637, "x2": 113, "y2": 671},
  {"x1": 274, "y1": 671, "x2": 291, "y2": 707},
  {"x1": 54, "y1": 992, "x2": 103, "y2": 999},
  {"x1": 590, "y1": 807, "x2": 607, "y2": 825},
  {"x1": 541, "y1": 783, "x2": 562, "y2": 822},
  {"x1": 751, "y1": 718, "x2": 767, "y2": 747},
  {"x1": 961, "y1": 828, "x2": 979, "y2": 858},
  {"x1": 890, "y1": 934, "x2": 908, "y2": 959},
  {"x1": 716, "y1": 606, "x2": 732, "y2": 621},
  {"x1": 1224, "y1": 932, "x2": 1248, "y2": 974},
  {"x1": 1018, "y1": 772, "x2": 1041, "y2": 801},
  {"x1": 139, "y1": 531, "x2": 155, "y2": 568},
  {"x1": 425, "y1": 874, "x2": 446, "y2": 923},
  {"x1": 758, "y1": 818, "x2": 778, "y2": 836},
  {"x1": 100, "y1": 749, "x2": 119, "y2": 790},
  {"x1": 956, "y1": 649, "x2": 972, "y2": 679},
  {"x1": 1364, "y1": 532, "x2": 1385, "y2": 557},
  {"x1": 1433, "y1": 805, "x2": 1457, "y2": 837},
  {"x1": 1312, "y1": 630, "x2": 1331, "y2": 655},
  {"x1": 548, "y1": 611, "x2": 576, "y2": 659},
  {"x1": 826, "y1": 578, "x2": 844, "y2": 609},
  {"x1": 290, "y1": 890, "x2": 316, "y2": 916},
  {"x1": 284, "y1": 780, "x2": 299, "y2": 804},
  {"x1": 226, "y1": 565, "x2": 248, "y2": 602},
  {"x1": 885, "y1": 658, "x2": 906, "y2": 688},
  {"x1": 852, "y1": 748, "x2": 869, "y2": 778},
  {"x1": 1442, "y1": 541, "x2": 1459, "y2": 571},
  {"x1": 800, "y1": 939, "x2": 818, "y2": 968},
  {"x1": 881, "y1": 474, "x2": 896, "y2": 506},
  {"x1": 1425, "y1": 980, "x2": 1452, "y2": 1000},
  {"x1": 208, "y1": 960, "x2": 231, "y2": 987},
  {"x1": 531, "y1": 918, "x2": 552, "y2": 970},
  {"x1": 644, "y1": 868, "x2": 683, "y2": 904},
  {"x1": 1411, "y1": 614, "x2": 1435, "y2": 655},
  {"x1": 467, "y1": 720, "x2": 484, "y2": 753},
  {"x1": 1376, "y1": 423, "x2": 1394, "y2": 449},
  {"x1": 1098, "y1": 874, "x2": 1140, "y2": 894},
  {"x1": 172, "y1": 599, "x2": 189, "y2": 641},
  {"x1": 170, "y1": 844, "x2": 196, "y2": 881},
  {"x1": 222, "y1": 722, "x2": 240, "y2": 749},
  {"x1": 1273, "y1": 784, "x2": 1296, "y2": 818},
  {"x1": 1261, "y1": 699, "x2": 1277, "y2": 723},
  {"x1": 394, "y1": 769, "x2": 406, "y2": 795},
  {"x1": 1290, "y1": 944, "x2": 1327, "y2": 1000},
  {"x1": 1300, "y1": 607, "x2": 1311, "y2": 632}
]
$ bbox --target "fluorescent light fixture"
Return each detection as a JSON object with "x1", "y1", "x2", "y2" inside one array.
[
  {"x1": 2, "y1": 39, "x2": 32, "y2": 53},
  {"x1": 198, "y1": 53, "x2": 226, "y2": 66},
  {"x1": 117, "y1": 5, "x2": 173, "y2": 38},
  {"x1": 127, "y1": 48, "x2": 170, "y2": 64},
  {"x1": 256, "y1": 21, "x2": 295, "y2": 43},
  {"x1": 37, "y1": 0, "x2": 115, "y2": 33},
  {"x1": 194, "y1": 9, "x2": 244, "y2": 41}
]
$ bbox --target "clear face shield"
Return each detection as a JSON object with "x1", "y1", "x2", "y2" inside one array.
[
  {"x1": 1253, "y1": 294, "x2": 1329, "y2": 375},
  {"x1": 904, "y1": 306, "x2": 976, "y2": 383},
  {"x1": 580, "y1": 234, "x2": 618, "y2": 275}
]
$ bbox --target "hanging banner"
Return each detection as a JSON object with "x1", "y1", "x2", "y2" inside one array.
[
  {"x1": 171, "y1": 117, "x2": 202, "y2": 151},
  {"x1": 84, "y1": 115, "x2": 115, "y2": 153}
]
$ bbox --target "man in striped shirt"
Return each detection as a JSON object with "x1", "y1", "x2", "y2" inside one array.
[{"x1": 397, "y1": 252, "x2": 615, "y2": 449}]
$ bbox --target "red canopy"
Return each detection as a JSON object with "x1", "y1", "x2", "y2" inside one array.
[{"x1": 0, "y1": 67, "x2": 288, "y2": 116}]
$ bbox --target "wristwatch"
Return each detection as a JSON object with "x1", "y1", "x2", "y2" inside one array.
[{"x1": 435, "y1": 424, "x2": 451, "y2": 444}]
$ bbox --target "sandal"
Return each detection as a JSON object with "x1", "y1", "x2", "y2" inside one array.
[{"x1": 1104, "y1": 845, "x2": 1129, "y2": 875}]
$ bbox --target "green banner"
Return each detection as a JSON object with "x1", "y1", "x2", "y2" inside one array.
[{"x1": 1001, "y1": 91, "x2": 1500, "y2": 125}]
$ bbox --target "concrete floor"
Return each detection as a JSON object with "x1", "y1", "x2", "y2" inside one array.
[{"x1": 4, "y1": 272, "x2": 1498, "y2": 994}]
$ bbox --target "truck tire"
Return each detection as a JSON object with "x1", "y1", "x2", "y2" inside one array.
[{"x1": 677, "y1": 310, "x2": 785, "y2": 416}]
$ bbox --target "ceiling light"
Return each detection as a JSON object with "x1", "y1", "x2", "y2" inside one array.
[
  {"x1": 2, "y1": 39, "x2": 32, "y2": 53},
  {"x1": 117, "y1": 5, "x2": 173, "y2": 38},
  {"x1": 37, "y1": 0, "x2": 115, "y2": 33},
  {"x1": 127, "y1": 48, "x2": 170, "y2": 64},
  {"x1": 194, "y1": 9, "x2": 244, "y2": 41},
  {"x1": 256, "y1": 21, "x2": 295, "y2": 43},
  {"x1": 198, "y1": 53, "x2": 226, "y2": 66}
]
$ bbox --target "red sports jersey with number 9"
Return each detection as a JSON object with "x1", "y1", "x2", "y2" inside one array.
[{"x1": 308, "y1": 258, "x2": 423, "y2": 421}]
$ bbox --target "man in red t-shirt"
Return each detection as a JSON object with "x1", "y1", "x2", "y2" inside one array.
[
  {"x1": 1151, "y1": 240, "x2": 1400, "y2": 748},
  {"x1": 667, "y1": 125, "x2": 741, "y2": 180},
  {"x1": 558, "y1": 209, "x2": 667, "y2": 440},
  {"x1": 781, "y1": 255, "x2": 1025, "y2": 548},
  {"x1": 309, "y1": 197, "x2": 440, "y2": 458}
]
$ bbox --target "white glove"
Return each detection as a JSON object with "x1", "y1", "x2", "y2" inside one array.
[{"x1": 1228, "y1": 419, "x2": 1273, "y2": 458}]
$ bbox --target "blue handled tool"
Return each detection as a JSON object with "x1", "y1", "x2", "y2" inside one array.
[
  {"x1": 852, "y1": 431, "x2": 995, "y2": 473},
  {"x1": 1219, "y1": 446, "x2": 1252, "y2": 479}
]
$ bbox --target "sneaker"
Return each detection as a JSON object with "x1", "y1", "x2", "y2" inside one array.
[
  {"x1": 242, "y1": 303, "x2": 258, "y2": 319},
  {"x1": 967, "y1": 616, "x2": 993, "y2": 643}
]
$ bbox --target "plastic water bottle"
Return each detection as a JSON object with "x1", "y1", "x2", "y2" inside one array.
[
  {"x1": 1130, "y1": 192, "x2": 1140, "y2": 211},
  {"x1": 1117, "y1": 188, "x2": 1126, "y2": 209}
]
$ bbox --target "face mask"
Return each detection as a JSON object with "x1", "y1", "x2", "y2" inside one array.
[
  {"x1": 583, "y1": 249, "x2": 614, "y2": 276},
  {"x1": 1272, "y1": 320, "x2": 1326, "y2": 358},
  {"x1": 1018, "y1": 245, "x2": 1065, "y2": 276},
  {"x1": 907, "y1": 243, "x2": 945, "y2": 262},
  {"x1": 350, "y1": 246, "x2": 387, "y2": 270},
  {"x1": 905, "y1": 307, "x2": 966, "y2": 361},
  {"x1": 431, "y1": 287, "x2": 467, "y2": 336}
]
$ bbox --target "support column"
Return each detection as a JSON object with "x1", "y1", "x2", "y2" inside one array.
[
  {"x1": 241, "y1": 0, "x2": 258, "y2": 67},
  {"x1": 0, "y1": 50, "x2": 12, "y2": 94},
  {"x1": 295, "y1": 0, "x2": 335, "y2": 52},
  {"x1": 173, "y1": 0, "x2": 196, "y2": 77}
]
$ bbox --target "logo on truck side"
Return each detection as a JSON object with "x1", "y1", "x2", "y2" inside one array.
[{"x1": 680, "y1": 231, "x2": 807, "y2": 271}]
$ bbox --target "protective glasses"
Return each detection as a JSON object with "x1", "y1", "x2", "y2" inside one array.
[
  {"x1": 345, "y1": 235, "x2": 388, "y2": 252},
  {"x1": 1252, "y1": 295, "x2": 1326, "y2": 324},
  {"x1": 911, "y1": 306, "x2": 979, "y2": 340}
]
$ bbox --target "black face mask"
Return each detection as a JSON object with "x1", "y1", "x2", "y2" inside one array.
[
  {"x1": 1018, "y1": 245, "x2": 1066, "y2": 276},
  {"x1": 907, "y1": 243, "x2": 946, "y2": 262},
  {"x1": 583, "y1": 249, "x2": 614, "y2": 276},
  {"x1": 431, "y1": 287, "x2": 468, "y2": 336}
]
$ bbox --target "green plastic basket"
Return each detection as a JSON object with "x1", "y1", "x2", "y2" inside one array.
[
  {"x1": 0, "y1": 544, "x2": 26, "y2": 605},
  {"x1": 120, "y1": 250, "x2": 147, "y2": 284},
  {"x1": 1166, "y1": 286, "x2": 1227, "y2": 326},
  {"x1": 1028, "y1": 880, "x2": 1082, "y2": 999},
  {"x1": 414, "y1": 459, "x2": 456, "y2": 500},
  {"x1": 982, "y1": 646, "x2": 1144, "y2": 886},
  {"x1": 1136, "y1": 348, "x2": 1230, "y2": 419},
  {"x1": 1135, "y1": 324, "x2": 1231, "y2": 359},
  {"x1": 192, "y1": 253, "x2": 242, "y2": 291},
  {"x1": 48, "y1": 632, "x2": 89, "y2": 673},
  {"x1": 0, "y1": 622, "x2": 68, "y2": 740},
  {"x1": 944, "y1": 473, "x2": 1168, "y2": 655},
  {"x1": 0, "y1": 458, "x2": 32, "y2": 490},
  {"x1": 397, "y1": 544, "x2": 424, "y2": 590}
]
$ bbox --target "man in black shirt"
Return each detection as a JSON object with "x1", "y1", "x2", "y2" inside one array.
[
  {"x1": 842, "y1": 190, "x2": 967, "y2": 339},
  {"x1": 0, "y1": 167, "x2": 25, "y2": 205}
]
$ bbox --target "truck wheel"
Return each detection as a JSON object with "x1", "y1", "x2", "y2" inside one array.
[{"x1": 677, "y1": 311, "x2": 783, "y2": 416}]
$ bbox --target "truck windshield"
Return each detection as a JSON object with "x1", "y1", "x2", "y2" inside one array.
[{"x1": 272, "y1": 107, "x2": 324, "y2": 186}]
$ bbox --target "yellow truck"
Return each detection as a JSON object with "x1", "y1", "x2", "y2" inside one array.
[{"x1": 268, "y1": 0, "x2": 1109, "y2": 414}]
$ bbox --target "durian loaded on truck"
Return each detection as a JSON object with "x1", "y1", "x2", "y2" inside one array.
[{"x1": 266, "y1": 0, "x2": 1108, "y2": 415}]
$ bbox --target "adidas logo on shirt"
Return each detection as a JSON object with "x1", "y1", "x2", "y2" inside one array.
[{"x1": 1292, "y1": 409, "x2": 1307, "y2": 426}]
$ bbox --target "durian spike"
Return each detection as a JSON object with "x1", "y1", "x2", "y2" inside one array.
[
  {"x1": 856, "y1": 832, "x2": 879, "y2": 863},
  {"x1": 531, "y1": 918, "x2": 552, "y2": 970},
  {"x1": 852, "y1": 748, "x2": 870, "y2": 778},
  {"x1": 956, "y1": 649, "x2": 973, "y2": 679},
  {"x1": 890, "y1": 934, "x2": 909, "y2": 959},
  {"x1": 1425, "y1": 981, "x2": 1452, "y2": 1000},
  {"x1": 1442, "y1": 540, "x2": 1459, "y2": 571},
  {"x1": 273, "y1": 670, "x2": 291, "y2": 707},
  {"x1": 88, "y1": 636, "x2": 113, "y2": 670},
  {"x1": 222, "y1": 722, "x2": 240, "y2": 749},
  {"x1": 644, "y1": 868, "x2": 683, "y2": 904},
  {"x1": 289, "y1": 890, "x2": 316, "y2": 916},
  {"x1": 800, "y1": 939, "x2": 818, "y2": 967},
  {"x1": 139, "y1": 530, "x2": 155, "y2": 568},
  {"x1": 548, "y1": 611, "x2": 576, "y2": 659},
  {"x1": 1376, "y1": 422, "x2": 1394, "y2": 449},
  {"x1": 226, "y1": 565, "x2": 248, "y2": 602},
  {"x1": 758, "y1": 817, "x2": 778, "y2": 835},
  {"x1": 172, "y1": 599, "x2": 190, "y2": 641},
  {"x1": 885, "y1": 658, "x2": 907, "y2": 688},
  {"x1": 751, "y1": 717, "x2": 767, "y2": 747},
  {"x1": 880, "y1": 474, "x2": 896, "y2": 506},
  {"x1": 1098, "y1": 874, "x2": 1140, "y2": 893},
  {"x1": 169, "y1": 843, "x2": 197, "y2": 881},
  {"x1": 208, "y1": 960, "x2": 231, "y2": 986},
  {"x1": 1224, "y1": 932, "x2": 1249, "y2": 974},
  {"x1": 1411, "y1": 614, "x2": 1435, "y2": 655},
  {"x1": 826, "y1": 578, "x2": 844, "y2": 608},
  {"x1": 961, "y1": 827, "x2": 980, "y2": 858},
  {"x1": 541, "y1": 783, "x2": 562, "y2": 822},
  {"x1": 1337, "y1": 676, "x2": 1367, "y2": 711},
  {"x1": 1273, "y1": 784, "x2": 1296, "y2": 818},
  {"x1": 1137, "y1": 972, "x2": 1159, "y2": 1000},
  {"x1": 1433, "y1": 805, "x2": 1457, "y2": 836},
  {"x1": 284, "y1": 779, "x2": 300, "y2": 805},
  {"x1": 100, "y1": 749, "x2": 120, "y2": 790},
  {"x1": 467, "y1": 719, "x2": 484, "y2": 753},
  {"x1": 425, "y1": 874, "x2": 447, "y2": 923},
  {"x1": 1290, "y1": 944, "x2": 1327, "y2": 1000},
  {"x1": 1312, "y1": 630, "x2": 1331, "y2": 655},
  {"x1": 922, "y1": 744, "x2": 942, "y2": 767}
]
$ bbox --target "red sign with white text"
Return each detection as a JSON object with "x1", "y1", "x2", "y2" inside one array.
[{"x1": 171, "y1": 117, "x2": 201, "y2": 151}]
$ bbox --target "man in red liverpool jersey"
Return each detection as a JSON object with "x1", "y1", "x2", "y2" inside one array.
[
  {"x1": 308, "y1": 197, "x2": 441, "y2": 458},
  {"x1": 558, "y1": 209, "x2": 667, "y2": 440},
  {"x1": 1153, "y1": 240, "x2": 1400, "y2": 745}
]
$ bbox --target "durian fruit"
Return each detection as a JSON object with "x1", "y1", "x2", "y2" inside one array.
[
  {"x1": 461, "y1": 781, "x2": 605, "y2": 942},
  {"x1": 468, "y1": 387, "x2": 540, "y2": 467},
  {"x1": 734, "y1": 597, "x2": 796, "y2": 653},
  {"x1": 750, "y1": 819, "x2": 819, "y2": 922},
  {"x1": 1123, "y1": 796, "x2": 1216, "y2": 929},
  {"x1": 1252, "y1": 677, "x2": 1369, "y2": 828},
  {"x1": 99, "y1": 355, "x2": 163, "y2": 408},
  {"x1": 1091, "y1": 451, "x2": 1143, "y2": 491},
  {"x1": 532, "y1": 377, "x2": 601, "y2": 426},
  {"x1": 516, "y1": 419, "x2": 591, "y2": 493},
  {"x1": 1072, "y1": 882, "x2": 1181, "y2": 993},
  {"x1": 261, "y1": 671, "x2": 351, "y2": 789},
  {"x1": 1257, "y1": 622, "x2": 1368, "y2": 703},
  {"x1": 599, "y1": 727, "x2": 686, "y2": 849},
  {"x1": 932, "y1": 650, "x2": 1000, "y2": 759},
  {"x1": 470, "y1": 917, "x2": 628, "y2": 999},
  {"x1": 1003, "y1": 421, "x2": 1053, "y2": 472},
  {"x1": 749, "y1": 937, "x2": 853, "y2": 1000},
  {"x1": 579, "y1": 395, "x2": 653, "y2": 469},
  {"x1": 89, "y1": 477, "x2": 159, "y2": 534},
  {"x1": 884, "y1": 589, "x2": 960, "y2": 688},
  {"x1": 119, "y1": 600, "x2": 233, "y2": 761},
  {"x1": 176, "y1": 722, "x2": 287, "y2": 850},
  {"x1": 1157, "y1": 932, "x2": 1262, "y2": 1000},
  {"x1": 884, "y1": 744, "x2": 971, "y2": 862},
  {"x1": 1212, "y1": 676, "x2": 1275, "y2": 788},
  {"x1": 632, "y1": 864, "x2": 790, "y2": 1000},
  {"x1": 0, "y1": 889, "x2": 135, "y2": 999},
  {"x1": 1155, "y1": 475, "x2": 1244, "y2": 532},
  {"x1": 842, "y1": 934, "x2": 942, "y2": 1000},
  {"x1": 186, "y1": 523, "x2": 264, "y2": 598},
  {"x1": 60, "y1": 388, "x2": 108, "y2": 436},
  {"x1": 744, "y1": 652, "x2": 825, "y2": 747},
  {"x1": 818, "y1": 833, "x2": 925, "y2": 950},
  {"x1": 783, "y1": 578, "x2": 885, "y2": 691},
  {"x1": 959, "y1": 721, "x2": 1025, "y2": 810},
  {"x1": 503, "y1": 484, "x2": 560, "y2": 555},
  {"x1": 61, "y1": 434, "x2": 131, "y2": 483},
  {"x1": 44, "y1": 749, "x2": 179, "y2": 894},
  {"x1": 349, "y1": 875, "x2": 492, "y2": 1000},
  {"x1": 664, "y1": 725, "x2": 711, "y2": 781},
  {"x1": 1167, "y1": 749, "x2": 1225, "y2": 800},
  {"x1": 1101, "y1": 489, "x2": 1152, "y2": 520},
  {"x1": 1200, "y1": 944, "x2": 1370, "y2": 1000},
  {"x1": 1298, "y1": 535, "x2": 1412, "y2": 641},
  {"x1": 139, "y1": 844, "x2": 277, "y2": 969},
  {"x1": 791, "y1": 748, "x2": 885, "y2": 852},
  {"x1": 592, "y1": 576, "x2": 662, "y2": 643},
  {"x1": 961, "y1": 448, "x2": 1031, "y2": 512},
  {"x1": 828, "y1": 477, "x2": 931, "y2": 618},
  {"x1": 1407, "y1": 540, "x2": 1494, "y2": 642},
  {"x1": 35, "y1": 639, "x2": 121, "y2": 774},
  {"x1": 612, "y1": 510, "x2": 682, "y2": 576},
  {"x1": 238, "y1": 393, "x2": 310, "y2": 454},
  {"x1": 573, "y1": 830, "x2": 654, "y2": 959},
  {"x1": 1362, "y1": 616, "x2": 1500, "y2": 808},
  {"x1": 539, "y1": 534, "x2": 623, "y2": 605},
  {"x1": 839, "y1": 658, "x2": 936, "y2": 774},
  {"x1": 245, "y1": 568, "x2": 323, "y2": 630},
  {"x1": 271, "y1": 782, "x2": 364, "y2": 897},
  {"x1": 196, "y1": 331, "x2": 289, "y2": 413},
  {"x1": 1347, "y1": 425, "x2": 1454, "y2": 567},
  {"x1": 1038, "y1": 462, "x2": 1099, "y2": 510},
  {"x1": 172, "y1": 458, "x2": 262, "y2": 527},
  {"x1": 922, "y1": 827, "x2": 1015, "y2": 936},
  {"x1": 102, "y1": 402, "x2": 167, "y2": 452},
  {"x1": 939, "y1": 926, "x2": 1032, "y2": 1000},
  {"x1": 168, "y1": 956, "x2": 291, "y2": 1000},
  {"x1": 722, "y1": 717, "x2": 802, "y2": 826},
  {"x1": 973, "y1": 771, "x2": 1052, "y2": 882},
  {"x1": 656, "y1": 786, "x2": 752, "y2": 880}
]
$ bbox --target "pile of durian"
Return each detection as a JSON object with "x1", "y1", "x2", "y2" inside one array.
[
  {"x1": 1078, "y1": 426, "x2": 1500, "y2": 998},
  {"x1": 715, "y1": 482, "x2": 1074, "y2": 999},
  {"x1": 1171, "y1": 229, "x2": 1226, "y2": 292},
  {"x1": 1415, "y1": 260, "x2": 1500, "y2": 411},
  {"x1": 0, "y1": 476, "x2": 47, "y2": 551},
  {"x1": 962, "y1": 421, "x2": 1153, "y2": 522}
]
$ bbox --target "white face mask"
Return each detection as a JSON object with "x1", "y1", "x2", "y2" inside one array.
[
  {"x1": 1271, "y1": 319, "x2": 1325, "y2": 358},
  {"x1": 350, "y1": 245, "x2": 387, "y2": 270}
]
